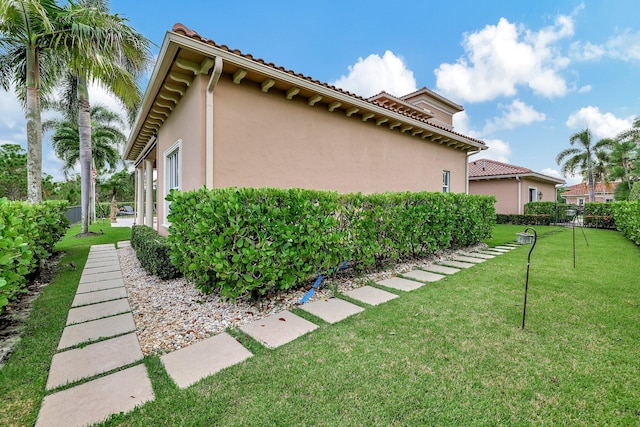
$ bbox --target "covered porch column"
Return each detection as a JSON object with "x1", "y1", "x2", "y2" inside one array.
[
  {"x1": 135, "y1": 167, "x2": 144, "y2": 226},
  {"x1": 145, "y1": 159, "x2": 154, "y2": 228}
]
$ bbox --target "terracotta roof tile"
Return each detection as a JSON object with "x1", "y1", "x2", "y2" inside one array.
[
  {"x1": 171, "y1": 23, "x2": 485, "y2": 147},
  {"x1": 561, "y1": 182, "x2": 619, "y2": 196},
  {"x1": 468, "y1": 158, "x2": 532, "y2": 177}
]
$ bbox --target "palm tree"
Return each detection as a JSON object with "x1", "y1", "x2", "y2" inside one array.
[
  {"x1": 608, "y1": 140, "x2": 638, "y2": 191},
  {"x1": 46, "y1": 104, "x2": 124, "y2": 177},
  {"x1": 0, "y1": 0, "x2": 64, "y2": 203},
  {"x1": 556, "y1": 128, "x2": 614, "y2": 202},
  {"x1": 589, "y1": 146, "x2": 612, "y2": 202},
  {"x1": 55, "y1": 0, "x2": 150, "y2": 233}
]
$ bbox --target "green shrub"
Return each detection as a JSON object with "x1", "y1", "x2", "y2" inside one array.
[
  {"x1": 166, "y1": 187, "x2": 495, "y2": 300},
  {"x1": 584, "y1": 203, "x2": 616, "y2": 229},
  {"x1": 131, "y1": 225, "x2": 181, "y2": 279},
  {"x1": 612, "y1": 201, "x2": 640, "y2": 245},
  {"x1": 496, "y1": 213, "x2": 553, "y2": 225},
  {"x1": 0, "y1": 199, "x2": 68, "y2": 312}
]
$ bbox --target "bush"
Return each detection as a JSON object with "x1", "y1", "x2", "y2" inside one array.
[
  {"x1": 584, "y1": 203, "x2": 616, "y2": 229},
  {"x1": 166, "y1": 187, "x2": 495, "y2": 300},
  {"x1": 0, "y1": 199, "x2": 68, "y2": 312},
  {"x1": 496, "y1": 213, "x2": 553, "y2": 225},
  {"x1": 612, "y1": 201, "x2": 640, "y2": 245},
  {"x1": 524, "y1": 202, "x2": 576, "y2": 223},
  {"x1": 131, "y1": 225, "x2": 181, "y2": 279}
]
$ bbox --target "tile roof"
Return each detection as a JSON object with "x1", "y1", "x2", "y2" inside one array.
[
  {"x1": 561, "y1": 182, "x2": 619, "y2": 196},
  {"x1": 468, "y1": 158, "x2": 565, "y2": 184},
  {"x1": 170, "y1": 23, "x2": 485, "y2": 146}
]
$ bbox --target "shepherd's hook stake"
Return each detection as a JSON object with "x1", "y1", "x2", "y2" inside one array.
[{"x1": 522, "y1": 227, "x2": 537, "y2": 329}]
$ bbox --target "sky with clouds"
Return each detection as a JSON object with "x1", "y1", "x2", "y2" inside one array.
[{"x1": 1, "y1": 0, "x2": 639, "y2": 185}]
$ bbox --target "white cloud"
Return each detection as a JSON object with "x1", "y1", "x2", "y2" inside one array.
[
  {"x1": 577, "y1": 84, "x2": 592, "y2": 93},
  {"x1": 435, "y1": 12, "x2": 576, "y2": 103},
  {"x1": 331, "y1": 50, "x2": 417, "y2": 98},
  {"x1": 566, "y1": 106, "x2": 634, "y2": 139},
  {"x1": 469, "y1": 138, "x2": 512, "y2": 163},
  {"x1": 572, "y1": 29, "x2": 640, "y2": 62},
  {"x1": 483, "y1": 99, "x2": 545, "y2": 133}
]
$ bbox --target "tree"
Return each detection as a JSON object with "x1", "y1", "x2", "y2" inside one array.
[
  {"x1": 0, "y1": 143, "x2": 27, "y2": 200},
  {"x1": 608, "y1": 140, "x2": 638, "y2": 192},
  {"x1": 100, "y1": 168, "x2": 134, "y2": 202},
  {"x1": 0, "y1": 0, "x2": 64, "y2": 203},
  {"x1": 556, "y1": 128, "x2": 614, "y2": 202},
  {"x1": 56, "y1": 0, "x2": 150, "y2": 234},
  {"x1": 46, "y1": 104, "x2": 124, "y2": 177}
]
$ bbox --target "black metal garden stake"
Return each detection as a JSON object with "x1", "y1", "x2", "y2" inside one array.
[{"x1": 521, "y1": 227, "x2": 537, "y2": 329}]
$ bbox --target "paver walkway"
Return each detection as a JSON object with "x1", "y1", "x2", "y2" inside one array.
[{"x1": 36, "y1": 243, "x2": 517, "y2": 425}]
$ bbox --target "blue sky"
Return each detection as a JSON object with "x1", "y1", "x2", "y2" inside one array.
[{"x1": 2, "y1": 0, "x2": 639, "y2": 185}]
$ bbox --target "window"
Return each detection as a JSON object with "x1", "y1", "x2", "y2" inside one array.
[
  {"x1": 163, "y1": 140, "x2": 181, "y2": 226},
  {"x1": 528, "y1": 187, "x2": 538, "y2": 202},
  {"x1": 577, "y1": 198, "x2": 585, "y2": 206},
  {"x1": 442, "y1": 170, "x2": 450, "y2": 193}
]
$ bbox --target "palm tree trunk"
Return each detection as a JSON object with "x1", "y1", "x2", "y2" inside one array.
[
  {"x1": 25, "y1": 45, "x2": 42, "y2": 203},
  {"x1": 78, "y1": 75, "x2": 93, "y2": 234},
  {"x1": 587, "y1": 169, "x2": 595, "y2": 203}
]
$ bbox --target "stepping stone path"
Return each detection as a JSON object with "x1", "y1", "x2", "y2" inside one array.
[
  {"x1": 37, "y1": 243, "x2": 154, "y2": 427},
  {"x1": 37, "y1": 242, "x2": 518, "y2": 425}
]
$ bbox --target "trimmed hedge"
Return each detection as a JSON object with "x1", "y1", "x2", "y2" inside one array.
[
  {"x1": 0, "y1": 199, "x2": 69, "y2": 312},
  {"x1": 584, "y1": 203, "x2": 616, "y2": 229},
  {"x1": 166, "y1": 187, "x2": 495, "y2": 300},
  {"x1": 496, "y1": 214, "x2": 553, "y2": 226},
  {"x1": 131, "y1": 225, "x2": 181, "y2": 279},
  {"x1": 612, "y1": 201, "x2": 640, "y2": 245}
]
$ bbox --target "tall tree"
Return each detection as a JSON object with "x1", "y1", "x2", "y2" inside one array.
[
  {"x1": 56, "y1": 0, "x2": 150, "y2": 233},
  {"x1": 0, "y1": 143, "x2": 28, "y2": 200},
  {"x1": 45, "y1": 104, "x2": 124, "y2": 177},
  {"x1": 556, "y1": 128, "x2": 614, "y2": 202},
  {"x1": 608, "y1": 140, "x2": 638, "y2": 191},
  {"x1": 0, "y1": 0, "x2": 64, "y2": 203}
]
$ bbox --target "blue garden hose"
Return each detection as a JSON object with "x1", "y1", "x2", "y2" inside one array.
[{"x1": 298, "y1": 260, "x2": 348, "y2": 304}]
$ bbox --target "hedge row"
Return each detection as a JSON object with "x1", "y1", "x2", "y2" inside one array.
[
  {"x1": 612, "y1": 201, "x2": 640, "y2": 245},
  {"x1": 496, "y1": 214, "x2": 554, "y2": 226},
  {"x1": 584, "y1": 203, "x2": 616, "y2": 229},
  {"x1": 0, "y1": 199, "x2": 69, "y2": 312},
  {"x1": 166, "y1": 187, "x2": 495, "y2": 300},
  {"x1": 131, "y1": 225, "x2": 181, "y2": 279}
]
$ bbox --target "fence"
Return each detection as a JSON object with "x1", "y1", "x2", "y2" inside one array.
[{"x1": 65, "y1": 206, "x2": 82, "y2": 224}]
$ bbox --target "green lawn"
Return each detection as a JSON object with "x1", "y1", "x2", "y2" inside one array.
[{"x1": 2, "y1": 224, "x2": 640, "y2": 426}]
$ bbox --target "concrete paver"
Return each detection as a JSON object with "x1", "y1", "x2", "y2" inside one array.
[
  {"x1": 377, "y1": 276, "x2": 426, "y2": 291},
  {"x1": 422, "y1": 264, "x2": 460, "y2": 275},
  {"x1": 66, "y1": 298, "x2": 131, "y2": 325},
  {"x1": 299, "y1": 298, "x2": 364, "y2": 324},
  {"x1": 36, "y1": 364, "x2": 154, "y2": 427},
  {"x1": 80, "y1": 270, "x2": 122, "y2": 284},
  {"x1": 452, "y1": 255, "x2": 485, "y2": 264},
  {"x1": 57, "y1": 313, "x2": 136, "y2": 350},
  {"x1": 495, "y1": 246, "x2": 515, "y2": 250},
  {"x1": 76, "y1": 278, "x2": 125, "y2": 293},
  {"x1": 161, "y1": 332, "x2": 252, "y2": 389},
  {"x1": 117, "y1": 240, "x2": 131, "y2": 248},
  {"x1": 477, "y1": 250, "x2": 504, "y2": 256},
  {"x1": 72, "y1": 287, "x2": 128, "y2": 307},
  {"x1": 89, "y1": 244, "x2": 115, "y2": 251},
  {"x1": 85, "y1": 254, "x2": 119, "y2": 263},
  {"x1": 344, "y1": 285, "x2": 399, "y2": 306},
  {"x1": 239, "y1": 310, "x2": 318, "y2": 349},
  {"x1": 46, "y1": 333, "x2": 143, "y2": 390},
  {"x1": 80, "y1": 264, "x2": 121, "y2": 275},
  {"x1": 403, "y1": 269, "x2": 445, "y2": 283},
  {"x1": 467, "y1": 252, "x2": 495, "y2": 259},
  {"x1": 438, "y1": 260, "x2": 476, "y2": 269}
]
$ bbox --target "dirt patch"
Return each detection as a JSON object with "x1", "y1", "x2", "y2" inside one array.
[{"x1": 0, "y1": 252, "x2": 65, "y2": 368}]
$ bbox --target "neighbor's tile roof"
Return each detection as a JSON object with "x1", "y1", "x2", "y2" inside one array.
[
  {"x1": 171, "y1": 23, "x2": 485, "y2": 146},
  {"x1": 468, "y1": 158, "x2": 533, "y2": 177},
  {"x1": 561, "y1": 182, "x2": 619, "y2": 196}
]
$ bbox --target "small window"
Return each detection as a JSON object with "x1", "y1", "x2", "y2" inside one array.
[
  {"x1": 529, "y1": 187, "x2": 538, "y2": 202},
  {"x1": 577, "y1": 198, "x2": 585, "y2": 206},
  {"x1": 163, "y1": 140, "x2": 181, "y2": 226},
  {"x1": 442, "y1": 170, "x2": 450, "y2": 193}
]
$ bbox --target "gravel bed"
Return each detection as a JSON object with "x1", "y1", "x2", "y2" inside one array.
[{"x1": 118, "y1": 243, "x2": 488, "y2": 355}]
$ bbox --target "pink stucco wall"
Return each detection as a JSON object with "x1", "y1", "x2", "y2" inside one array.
[
  {"x1": 211, "y1": 75, "x2": 467, "y2": 194},
  {"x1": 469, "y1": 178, "x2": 559, "y2": 214}
]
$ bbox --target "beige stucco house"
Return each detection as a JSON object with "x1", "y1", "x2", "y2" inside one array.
[
  {"x1": 468, "y1": 159, "x2": 565, "y2": 214},
  {"x1": 560, "y1": 182, "x2": 619, "y2": 205},
  {"x1": 124, "y1": 24, "x2": 487, "y2": 235}
]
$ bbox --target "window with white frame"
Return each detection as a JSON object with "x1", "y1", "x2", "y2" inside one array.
[
  {"x1": 577, "y1": 198, "x2": 585, "y2": 206},
  {"x1": 529, "y1": 187, "x2": 538, "y2": 202},
  {"x1": 163, "y1": 140, "x2": 181, "y2": 226},
  {"x1": 442, "y1": 170, "x2": 450, "y2": 193}
]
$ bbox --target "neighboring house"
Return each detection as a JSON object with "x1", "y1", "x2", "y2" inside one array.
[
  {"x1": 560, "y1": 182, "x2": 619, "y2": 205},
  {"x1": 468, "y1": 158, "x2": 565, "y2": 214},
  {"x1": 123, "y1": 24, "x2": 486, "y2": 235}
]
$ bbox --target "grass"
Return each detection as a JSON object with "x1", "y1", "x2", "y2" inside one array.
[
  {"x1": 0, "y1": 221, "x2": 131, "y2": 427},
  {"x1": 3, "y1": 223, "x2": 640, "y2": 426}
]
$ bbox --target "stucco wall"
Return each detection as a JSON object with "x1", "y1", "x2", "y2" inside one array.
[
  {"x1": 211, "y1": 75, "x2": 468, "y2": 194},
  {"x1": 469, "y1": 178, "x2": 560, "y2": 214},
  {"x1": 156, "y1": 75, "x2": 206, "y2": 234}
]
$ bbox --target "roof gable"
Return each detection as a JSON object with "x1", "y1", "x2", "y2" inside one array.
[{"x1": 468, "y1": 158, "x2": 565, "y2": 184}]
